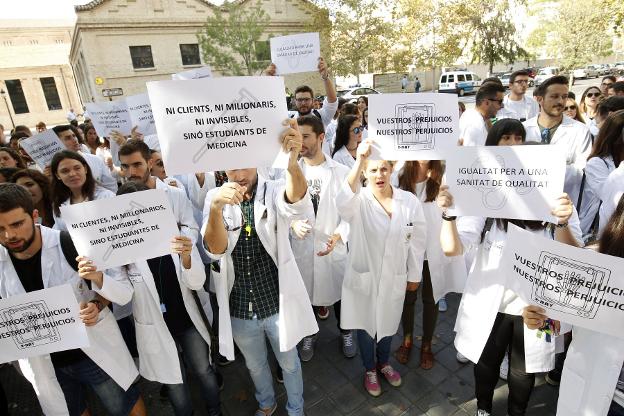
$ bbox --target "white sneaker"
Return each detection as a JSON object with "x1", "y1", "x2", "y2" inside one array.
[
  {"x1": 499, "y1": 353, "x2": 509, "y2": 381},
  {"x1": 456, "y1": 351, "x2": 470, "y2": 363}
]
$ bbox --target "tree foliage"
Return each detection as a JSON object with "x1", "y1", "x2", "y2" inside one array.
[{"x1": 197, "y1": 2, "x2": 270, "y2": 76}]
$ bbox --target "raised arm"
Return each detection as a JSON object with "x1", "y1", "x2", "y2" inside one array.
[
  {"x1": 318, "y1": 57, "x2": 336, "y2": 104},
  {"x1": 280, "y1": 119, "x2": 307, "y2": 203},
  {"x1": 436, "y1": 185, "x2": 464, "y2": 256},
  {"x1": 346, "y1": 139, "x2": 372, "y2": 193},
  {"x1": 203, "y1": 183, "x2": 246, "y2": 255}
]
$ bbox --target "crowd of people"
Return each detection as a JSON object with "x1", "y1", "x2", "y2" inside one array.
[{"x1": 0, "y1": 58, "x2": 623, "y2": 416}]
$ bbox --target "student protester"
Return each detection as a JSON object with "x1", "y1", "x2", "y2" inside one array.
[
  {"x1": 497, "y1": 70, "x2": 540, "y2": 122},
  {"x1": 35, "y1": 121, "x2": 46, "y2": 133},
  {"x1": 0, "y1": 183, "x2": 144, "y2": 416},
  {"x1": 337, "y1": 139, "x2": 426, "y2": 396},
  {"x1": 601, "y1": 75, "x2": 617, "y2": 96},
  {"x1": 289, "y1": 115, "x2": 354, "y2": 361},
  {"x1": 611, "y1": 81, "x2": 624, "y2": 97},
  {"x1": 0, "y1": 147, "x2": 26, "y2": 169},
  {"x1": 53, "y1": 125, "x2": 118, "y2": 193},
  {"x1": 12, "y1": 125, "x2": 32, "y2": 137},
  {"x1": 523, "y1": 75, "x2": 592, "y2": 206},
  {"x1": 459, "y1": 82, "x2": 507, "y2": 146},
  {"x1": 12, "y1": 169, "x2": 55, "y2": 227},
  {"x1": 9, "y1": 131, "x2": 28, "y2": 152},
  {"x1": 437, "y1": 119, "x2": 583, "y2": 416},
  {"x1": 458, "y1": 101, "x2": 466, "y2": 117},
  {"x1": 116, "y1": 181, "x2": 221, "y2": 416},
  {"x1": 331, "y1": 115, "x2": 364, "y2": 168},
  {"x1": 202, "y1": 119, "x2": 317, "y2": 416},
  {"x1": 0, "y1": 168, "x2": 19, "y2": 183},
  {"x1": 594, "y1": 96, "x2": 624, "y2": 127},
  {"x1": 149, "y1": 149, "x2": 186, "y2": 190},
  {"x1": 357, "y1": 96, "x2": 368, "y2": 115},
  {"x1": 324, "y1": 103, "x2": 361, "y2": 156},
  {"x1": 564, "y1": 97, "x2": 585, "y2": 123},
  {"x1": 579, "y1": 86, "x2": 603, "y2": 136},
  {"x1": 598, "y1": 163, "x2": 624, "y2": 235},
  {"x1": 322, "y1": 97, "x2": 347, "y2": 156}
]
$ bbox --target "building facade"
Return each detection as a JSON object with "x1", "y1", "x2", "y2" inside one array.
[{"x1": 70, "y1": 0, "x2": 329, "y2": 106}]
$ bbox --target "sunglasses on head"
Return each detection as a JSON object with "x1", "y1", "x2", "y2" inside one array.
[
  {"x1": 586, "y1": 92, "x2": 601, "y2": 98},
  {"x1": 352, "y1": 127, "x2": 364, "y2": 134}
]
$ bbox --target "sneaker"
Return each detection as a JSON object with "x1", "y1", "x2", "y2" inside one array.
[
  {"x1": 475, "y1": 410, "x2": 490, "y2": 416},
  {"x1": 378, "y1": 363, "x2": 402, "y2": 387},
  {"x1": 438, "y1": 296, "x2": 448, "y2": 312},
  {"x1": 275, "y1": 366, "x2": 284, "y2": 384},
  {"x1": 299, "y1": 335, "x2": 316, "y2": 362},
  {"x1": 499, "y1": 353, "x2": 509, "y2": 381},
  {"x1": 364, "y1": 370, "x2": 381, "y2": 397},
  {"x1": 341, "y1": 330, "x2": 357, "y2": 358},
  {"x1": 545, "y1": 372, "x2": 560, "y2": 386},
  {"x1": 254, "y1": 402, "x2": 277, "y2": 416},
  {"x1": 316, "y1": 306, "x2": 330, "y2": 320},
  {"x1": 456, "y1": 351, "x2": 470, "y2": 363}
]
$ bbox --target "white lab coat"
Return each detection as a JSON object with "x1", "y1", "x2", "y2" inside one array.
[
  {"x1": 598, "y1": 163, "x2": 624, "y2": 234},
  {"x1": 53, "y1": 186, "x2": 114, "y2": 232},
  {"x1": 80, "y1": 151, "x2": 118, "y2": 193},
  {"x1": 578, "y1": 156, "x2": 615, "y2": 238},
  {"x1": 291, "y1": 156, "x2": 350, "y2": 306},
  {"x1": 337, "y1": 182, "x2": 426, "y2": 339},
  {"x1": 125, "y1": 246, "x2": 212, "y2": 385},
  {"x1": 523, "y1": 116, "x2": 592, "y2": 206},
  {"x1": 154, "y1": 177, "x2": 200, "y2": 245},
  {"x1": 0, "y1": 226, "x2": 138, "y2": 416},
  {"x1": 332, "y1": 146, "x2": 355, "y2": 168},
  {"x1": 556, "y1": 326, "x2": 624, "y2": 416},
  {"x1": 201, "y1": 176, "x2": 318, "y2": 359}
]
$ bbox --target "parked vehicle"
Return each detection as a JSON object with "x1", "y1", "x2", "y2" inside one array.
[
  {"x1": 573, "y1": 65, "x2": 600, "y2": 79},
  {"x1": 534, "y1": 66, "x2": 560, "y2": 86},
  {"x1": 438, "y1": 71, "x2": 481, "y2": 96},
  {"x1": 336, "y1": 86, "x2": 380, "y2": 102},
  {"x1": 499, "y1": 73, "x2": 512, "y2": 88}
]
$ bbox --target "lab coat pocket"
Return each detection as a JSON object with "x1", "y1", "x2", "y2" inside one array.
[
  {"x1": 558, "y1": 368, "x2": 584, "y2": 411},
  {"x1": 345, "y1": 271, "x2": 373, "y2": 296},
  {"x1": 135, "y1": 322, "x2": 162, "y2": 355},
  {"x1": 392, "y1": 273, "x2": 408, "y2": 300}
]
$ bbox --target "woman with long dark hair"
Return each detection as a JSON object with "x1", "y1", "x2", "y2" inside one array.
[
  {"x1": 12, "y1": 169, "x2": 55, "y2": 228},
  {"x1": 331, "y1": 115, "x2": 363, "y2": 168},
  {"x1": 0, "y1": 147, "x2": 26, "y2": 169}
]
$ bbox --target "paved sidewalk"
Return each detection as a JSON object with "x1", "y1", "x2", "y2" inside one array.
[{"x1": 2, "y1": 293, "x2": 560, "y2": 415}]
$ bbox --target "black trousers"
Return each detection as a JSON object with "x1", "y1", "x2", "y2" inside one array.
[{"x1": 474, "y1": 313, "x2": 535, "y2": 416}]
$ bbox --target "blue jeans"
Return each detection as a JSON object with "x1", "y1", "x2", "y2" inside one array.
[
  {"x1": 54, "y1": 355, "x2": 140, "y2": 416},
  {"x1": 167, "y1": 326, "x2": 221, "y2": 416},
  {"x1": 609, "y1": 401, "x2": 624, "y2": 416},
  {"x1": 231, "y1": 314, "x2": 304, "y2": 416},
  {"x1": 357, "y1": 330, "x2": 392, "y2": 371}
]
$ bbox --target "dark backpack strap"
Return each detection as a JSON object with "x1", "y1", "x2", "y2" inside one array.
[
  {"x1": 312, "y1": 109, "x2": 322, "y2": 120},
  {"x1": 576, "y1": 170, "x2": 586, "y2": 212},
  {"x1": 191, "y1": 290, "x2": 219, "y2": 365},
  {"x1": 480, "y1": 218, "x2": 495, "y2": 244},
  {"x1": 59, "y1": 231, "x2": 79, "y2": 271}
]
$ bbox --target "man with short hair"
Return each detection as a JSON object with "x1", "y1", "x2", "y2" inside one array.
[
  {"x1": 600, "y1": 75, "x2": 617, "y2": 96},
  {"x1": 610, "y1": 81, "x2": 624, "y2": 97},
  {"x1": 291, "y1": 115, "x2": 354, "y2": 361},
  {"x1": 497, "y1": 70, "x2": 540, "y2": 122},
  {"x1": 401, "y1": 74, "x2": 408, "y2": 92},
  {"x1": 459, "y1": 82, "x2": 507, "y2": 146},
  {"x1": 523, "y1": 75, "x2": 592, "y2": 206}
]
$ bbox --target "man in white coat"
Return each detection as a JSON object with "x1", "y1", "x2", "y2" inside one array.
[
  {"x1": 202, "y1": 120, "x2": 317, "y2": 416},
  {"x1": 459, "y1": 82, "x2": 506, "y2": 146},
  {"x1": 523, "y1": 75, "x2": 592, "y2": 206},
  {"x1": 290, "y1": 115, "x2": 354, "y2": 362},
  {"x1": 0, "y1": 183, "x2": 144, "y2": 416},
  {"x1": 497, "y1": 70, "x2": 540, "y2": 122},
  {"x1": 599, "y1": 162, "x2": 624, "y2": 234}
]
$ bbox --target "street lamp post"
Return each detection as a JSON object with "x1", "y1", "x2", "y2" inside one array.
[{"x1": 0, "y1": 89, "x2": 15, "y2": 129}]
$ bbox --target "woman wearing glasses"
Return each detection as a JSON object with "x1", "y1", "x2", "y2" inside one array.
[
  {"x1": 331, "y1": 114, "x2": 364, "y2": 168},
  {"x1": 580, "y1": 86, "x2": 603, "y2": 136},
  {"x1": 564, "y1": 97, "x2": 585, "y2": 123}
]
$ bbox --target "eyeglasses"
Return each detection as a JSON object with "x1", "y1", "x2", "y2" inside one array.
[
  {"x1": 295, "y1": 98, "x2": 313, "y2": 103},
  {"x1": 487, "y1": 98, "x2": 504, "y2": 104},
  {"x1": 513, "y1": 80, "x2": 529, "y2": 84},
  {"x1": 586, "y1": 92, "x2": 602, "y2": 98},
  {"x1": 352, "y1": 127, "x2": 364, "y2": 134},
  {"x1": 564, "y1": 105, "x2": 577, "y2": 111}
]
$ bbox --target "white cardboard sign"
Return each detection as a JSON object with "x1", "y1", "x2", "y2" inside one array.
[
  {"x1": 445, "y1": 145, "x2": 566, "y2": 222},
  {"x1": 146, "y1": 76, "x2": 289, "y2": 174},
  {"x1": 500, "y1": 224, "x2": 624, "y2": 339},
  {"x1": 368, "y1": 93, "x2": 460, "y2": 160},
  {"x1": 270, "y1": 32, "x2": 320, "y2": 75},
  {"x1": 125, "y1": 93, "x2": 156, "y2": 136},
  {"x1": 171, "y1": 66, "x2": 213, "y2": 80},
  {"x1": 60, "y1": 189, "x2": 180, "y2": 269},
  {"x1": 18, "y1": 130, "x2": 64, "y2": 168},
  {"x1": 0, "y1": 285, "x2": 89, "y2": 364},
  {"x1": 86, "y1": 93, "x2": 155, "y2": 138}
]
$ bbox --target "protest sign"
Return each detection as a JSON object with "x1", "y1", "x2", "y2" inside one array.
[
  {"x1": 146, "y1": 76, "x2": 289, "y2": 174},
  {"x1": 270, "y1": 32, "x2": 320, "y2": 75},
  {"x1": 368, "y1": 93, "x2": 460, "y2": 160},
  {"x1": 126, "y1": 93, "x2": 156, "y2": 136},
  {"x1": 86, "y1": 100, "x2": 133, "y2": 138},
  {"x1": 0, "y1": 284, "x2": 89, "y2": 364},
  {"x1": 60, "y1": 189, "x2": 179, "y2": 269},
  {"x1": 445, "y1": 145, "x2": 566, "y2": 222},
  {"x1": 500, "y1": 224, "x2": 624, "y2": 339},
  {"x1": 18, "y1": 129, "x2": 64, "y2": 168},
  {"x1": 171, "y1": 66, "x2": 213, "y2": 80}
]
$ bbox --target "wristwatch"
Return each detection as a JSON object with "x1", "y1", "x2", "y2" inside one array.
[
  {"x1": 555, "y1": 222, "x2": 568, "y2": 228},
  {"x1": 89, "y1": 299, "x2": 104, "y2": 312},
  {"x1": 442, "y1": 212, "x2": 457, "y2": 221}
]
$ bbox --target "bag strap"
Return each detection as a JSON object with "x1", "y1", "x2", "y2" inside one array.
[
  {"x1": 59, "y1": 231, "x2": 79, "y2": 271},
  {"x1": 191, "y1": 290, "x2": 219, "y2": 365},
  {"x1": 576, "y1": 170, "x2": 586, "y2": 212}
]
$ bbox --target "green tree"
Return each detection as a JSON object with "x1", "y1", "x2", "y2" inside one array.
[{"x1": 197, "y1": 2, "x2": 270, "y2": 76}]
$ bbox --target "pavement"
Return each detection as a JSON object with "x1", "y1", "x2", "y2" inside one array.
[{"x1": 1, "y1": 293, "x2": 561, "y2": 416}]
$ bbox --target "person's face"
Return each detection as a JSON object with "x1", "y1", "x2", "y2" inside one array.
[
  {"x1": 86, "y1": 128, "x2": 98, "y2": 145},
  {"x1": 56, "y1": 158, "x2": 87, "y2": 190},
  {"x1": 364, "y1": 160, "x2": 393, "y2": 192},
  {"x1": 9, "y1": 138, "x2": 20, "y2": 151},
  {"x1": 295, "y1": 92, "x2": 314, "y2": 115},
  {"x1": 57, "y1": 129, "x2": 81, "y2": 152},
  {"x1": 16, "y1": 177, "x2": 44, "y2": 205},
  {"x1": 120, "y1": 152, "x2": 152, "y2": 184},
  {"x1": 36, "y1": 125, "x2": 46, "y2": 133},
  {"x1": 458, "y1": 103, "x2": 465, "y2": 117},
  {"x1": 584, "y1": 88, "x2": 602, "y2": 109},
  {"x1": 538, "y1": 84, "x2": 568, "y2": 118},
  {"x1": 607, "y1": 87, "x2": 616, "y2": 97},
  {"x1": 363, "y1": 108, "x2": 368, "y2": 124},
  {"x1": 510, "y1": 75, "x2": 529, "y2": 95},
  {"x1": 497, "y1": 133, "x2": 524, "y2": 146},
  {"x1": 348, "y1": 120, "x2": 363, "y2": 149},
  {"x1": 601, "y1": 80, "x2": 614, "y2": 95},
  {"x1": 484, "y1": 92, "x2": 505, "y2": 118},
  {"x1": 357, "y1": 98, "x2": 367, "y2": 112},
  {"x1": 225, "y1": 168, "x2": 257, "y2": 191},
  {"x1": 299, "y1": 125, "x2": 323, "y2": 159},
  {"x1": 0, "y1": 208, "x2": 37, "y2": 253},
  {"x1": 564, "y1": 98, "x2": 578, "y2": 119},
  {"x1": 0, "y1": 151, "x2": 17, "y2": 168},
  {"x1": 149, "y1": 152, "x2": 167, "y2": 180}
]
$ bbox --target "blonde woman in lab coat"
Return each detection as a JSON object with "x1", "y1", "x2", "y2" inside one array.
[{"x1": 337, "y1": 139, "x2": 426, "y2": 397}]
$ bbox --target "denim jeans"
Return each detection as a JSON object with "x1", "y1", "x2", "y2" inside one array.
[
  {"x1": 356, "y1": 330, "x2": 392, "y2": 371},
  {"x1": 166, "y1": 326, "x2": 221, "y2": 416},
  {"x1": 609, "y1": 401, "x2": 624, "y2": 416},
  {"x1": 54, "y1": 355, "x2": 140, "y2": 416},
  {"x1": 231, "y1": 314, "x2": 304, "y2": 416}
]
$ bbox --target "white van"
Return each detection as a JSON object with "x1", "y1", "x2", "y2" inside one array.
[
  {"x1": 534, "y1": 67, "x2": 560, "y2": 87},
  {"x1": 438, "y1": 71, "x2": 481, "y2": 96}
]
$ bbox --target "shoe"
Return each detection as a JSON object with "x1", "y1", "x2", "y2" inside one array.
[
  {"x1": 378, "y1": 363, "x2": 402, "y2": 387},
  {"x1": 499, "y1": 353, "x2": 509, "y2": 381},
  {"x1": 438, "y1": 297, "x2": 448, "y2": 312},
  {"x1": 316, "y1": 306, "x2": 330, "y2": 320},
  {"x1": 254, "y1": 402, "x2": 277, "y2": 416},
  {"x1": 545, "y1": 372, "x2": 560, "y2": 386},
  {"x1": 420, "y1": 342, "x2": 434, "y2": 370},
  {"x1": 394, "y1": 344, "x2": 412, "y2": 365},
  {"x1": 475, "y1": 410, "x2": 490, "y2": 416},
  {"x1": 299, "y1": 335, "x2": 316, "y2": 362},
  {"x1": 217, "y1": 354, "x2": 233, "y2": 366},
  {"x1": 275, "y1": 366, "x2": 284, "y2": 384},
  {"x1": 364, "y1": 370, "x2": 381, "y2": 397},
  {"x1": 456, "y1": 351, "x2": 470, "y2": 363},
  {"x1": 341, "y1": 330, "x2": 357, "y2": 358}
]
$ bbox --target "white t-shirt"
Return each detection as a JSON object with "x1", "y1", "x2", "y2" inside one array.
[
  {"x1": 497, "y1": 95, "x2": 540, "y2": 121},
  {"x1": 302, "y1": 161, "x2": 328, "y2": 216},
  {"x1": 459, "y1": 108, "x2": 488, "y2": 146}
]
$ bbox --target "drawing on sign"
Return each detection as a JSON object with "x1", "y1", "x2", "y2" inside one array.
[
  {"x1": 532, "y1": 252, "x2": 611, "y2": 319},
  {"x1": 0, "y1": 301, "x2": 61, "y2": 349},
  {"x1": 394, "y1": 103, "x2": 436, "y2": 150}
]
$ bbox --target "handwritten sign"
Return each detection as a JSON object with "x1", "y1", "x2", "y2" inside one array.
[
  {"x1": 270, "y1": 32, "x2": 320, "y2": 75},
  {"x1": 18, "y1": 130, "x2": 64, "y2": 168}
]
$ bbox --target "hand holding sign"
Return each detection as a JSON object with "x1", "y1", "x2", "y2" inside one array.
[
  {"x1": 171, "y1": 235, "x2": 193, "y2": 269},
  {"x1": 357, "y1": 139, "x2": 374, "y2": 162},
  {"x1": 436, "y1": 185, "x2": 454, "y2": 212},
  {"x1": 551, "y1": 193, "x2": 573, "y2": 225},
  {"x1": 76, "y1": 256, "x2": 104, "y2": 289},
  {"x1": 79, "y1": 301, "x2": 100, "y2": 327},
  {"x1": 281, "y1": 119, "x2": 303, "y2": 166},
  {"x1": 130, "y1": 126, "x2": 144, "y2": 141},
  {"x1": 318, "y1": 57, "x2": 329, "y2": 78}
]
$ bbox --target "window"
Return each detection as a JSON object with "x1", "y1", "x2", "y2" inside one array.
[
  {"x1": 457, "y1": 74, "x2": 465, "y2": 82},
  {"x1": 179, "y1": 43, "x2": 201, "y2": 66},
  {"x1": 364, "y1": 88, "x2": 378, "y2": 94},
  {"x1": 254, "y1": 40, "x2": 270, "y2": 62},
  {"x1": 5, "y1": 79, "x2": 29, "y2": 114},
  {"x1": 129, "y1": 45, "x2": 154, "y2": 69},
  {"x1": 466, "y1": 74, "x2": 473, "y2": 81},
  {"x1": 448, "y1": 75, "x2": 455, "y2": 83},
  {"x1": 440, "y1": 75, "x2": 447, "y2": 83},
  {"x1": 40, "y1": 77, "x2": 62, "y2": 111}
]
